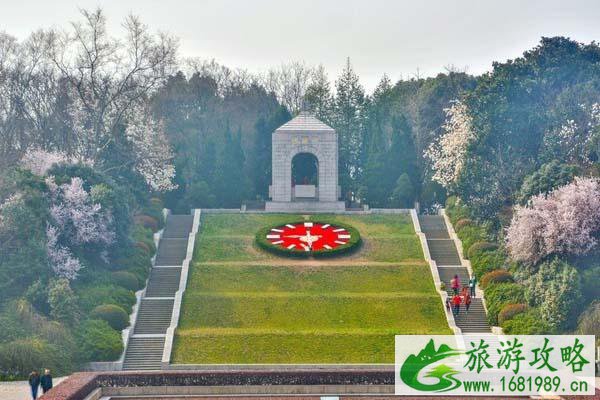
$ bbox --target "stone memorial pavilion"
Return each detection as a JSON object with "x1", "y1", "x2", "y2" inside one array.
[{"x1": 266, "y1": 112, "x2": 346, "y2": 212}]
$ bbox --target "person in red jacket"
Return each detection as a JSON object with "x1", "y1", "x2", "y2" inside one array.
[
  {"x1": 452, "y1": 294, "x2": 462, "y2": 316},
  {"x1": 451, "y1": 274, "x2": 460, "y2": 295},
  {"x1": 464, "y1": 292, "x2": 472, "y2": 314}
]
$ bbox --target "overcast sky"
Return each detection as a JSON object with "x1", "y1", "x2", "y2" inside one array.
[{"x1": 3, "y1": 0, "x2": 600, "y2": 91}]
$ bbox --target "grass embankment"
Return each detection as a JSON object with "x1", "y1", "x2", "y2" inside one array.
[{"x1": 173, "y1": 213, "x2": 449, "y2": 364}]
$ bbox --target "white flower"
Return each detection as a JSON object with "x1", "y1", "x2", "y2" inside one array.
[{"x1": 424, "y1": 101, "x2": 475, "y2": 188}]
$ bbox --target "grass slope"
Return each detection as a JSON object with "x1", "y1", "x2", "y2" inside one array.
[{"x1": 173, "y1": 213, "x2": 449, "y2": 364}]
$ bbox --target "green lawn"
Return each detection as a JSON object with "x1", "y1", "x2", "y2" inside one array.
[
  {"x1": 173, "y1": 213, "x2": 449, "y2": 364},
  {"x1": 194, "y1": 213, "x2": 423, "y2": 263}
]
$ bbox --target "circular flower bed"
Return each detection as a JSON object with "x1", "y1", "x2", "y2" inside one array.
[{"x1": 256, "y1": 221, "x2": 361, "y2": 258}]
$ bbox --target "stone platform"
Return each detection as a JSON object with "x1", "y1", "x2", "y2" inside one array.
[{"x1": 265, "y1": 201, "x2": 346, "y2": 213}]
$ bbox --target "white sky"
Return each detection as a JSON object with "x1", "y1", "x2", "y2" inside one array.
[{"x1": 2, "y1": 0, "x2": 600, "y2": 91}]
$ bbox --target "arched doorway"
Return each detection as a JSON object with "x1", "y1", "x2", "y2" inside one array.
[{"x1": 291, "y1": 152, "x2": 319, "y2": 200}]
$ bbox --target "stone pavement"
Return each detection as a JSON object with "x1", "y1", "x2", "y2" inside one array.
[{"x1": 0, "y1": 377, "x2": 65, "y2": 400}]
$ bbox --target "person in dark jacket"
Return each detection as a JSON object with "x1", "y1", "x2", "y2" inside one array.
[
  {"x1": 28, "y1": 371, "x2": 40, "y2": 399},
  {"x1": 40, "y1": 369, "x2": 53, "y2": 394}
]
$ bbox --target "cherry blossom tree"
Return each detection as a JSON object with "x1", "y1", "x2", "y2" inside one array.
[
  {"x1": 20, "y1": 148, "x2": 91, "y2": 176},
  {"x1": 43, "y1": 8, "x2": 179, "y2": 190},
  {"x1": 543, "y1": 102, "x2": 600, "y2": 165},
  {"x1": 45, "y1": 224, "x2": 81, "y2": 280},
  {"x1": 506, "y1": 177, "x2": 600, "y2": 265},
  {"x1": 124, "y1": 104, "x2": 177, "y2": 192},
  {"x1": 45, "y1": 176, "x2": 115, "y2": 279},
  {"x1": 46, "y1": 177, "x2": 115, "y2": 246},
  {"x1": 424, "y1": 100, "x2": 475, "y2": 188}
]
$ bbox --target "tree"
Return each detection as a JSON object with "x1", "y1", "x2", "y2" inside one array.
[
  {"x1": 516, "y1": 160, "x2": 579, "y2": 204},
  {"x1": 304, "y1": 65, "x2": 333, "y2": 122},
  {"x1": 424, "y1": 100, "x2": 475, "y2": 189},
  {"x1": 43, "y1": 8, "x2": 178, "y2": 190},
  {"x1": 48, "y1": 278, "x2": 79, "y2": 325},
  {"x1": 250, "y1": 106, "x2": 291, "y2": 198},
  {"x1": 391, "y1": 173, "x2": 415, "y2": 208},
  {"x1": 454, "y1": 38, "x2": 600, "y2": 219},
  {"x1": 506, "y1": 177, "x2": 600, "y2": 265},
  {"x1": 215, "y1": 127, "x2": 247, "y2": 207},
  {"x1": 124, "y1": 103, "x2": 177, "y2": 192},
  {"x1": 333, "y1": 58, "x2": 366, "y2": 200},
  {"x1": 525, "y1": 258, "x2": 581, "y2": 330},
  {"x1": 264, "y1": 61, "x2": 312, "y2": 115}
]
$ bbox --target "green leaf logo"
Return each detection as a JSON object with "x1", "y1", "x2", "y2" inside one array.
[{"x1": 400, "y1": 339, "x2": 463, "y2": 392}]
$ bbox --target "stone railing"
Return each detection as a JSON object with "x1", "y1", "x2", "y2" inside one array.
[
  {"x1": 409, "y1": 209, "x2": 461, "y2": 334},
  {"x1": 162, "y1": 208, "x2": 202, "y2": 368},
  {"x1": 40, "y1": 369, "x2": 396, "y2": 400}
]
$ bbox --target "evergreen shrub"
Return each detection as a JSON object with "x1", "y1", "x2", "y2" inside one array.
[{"x1": 90, "y1": 304, "x2": 129, "y2": 330}]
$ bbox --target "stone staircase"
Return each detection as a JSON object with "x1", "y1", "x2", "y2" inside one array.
[
  {"x1": 122, "y1": 213, "x2": 194, "y2": 371},
  {"x1": 418, "y1": 215, "x2": 491, "y2": 333}
]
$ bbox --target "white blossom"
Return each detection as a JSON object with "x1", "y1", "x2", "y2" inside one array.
[
  {"x1": 424, "y1": 100, "x2": 475, "y2": 188},
  {"x1": 543, "y1": 102, "x2": 600, "y2": 165},
  {"x1": 47, "y1": 177, "x2": 115, "y2": 246},
  {"x1": 125, "y1": 104, "x2": 177, "y2": 192},
  {"x1": 20, "y1": 148, "x2": 92, "y2": 176}
]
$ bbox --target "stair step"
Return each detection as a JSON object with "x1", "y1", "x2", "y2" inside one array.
[
  {"x1": 145, "y1": 267, "x2": 182, "y2": 297},
  {"x1": 162, "y1": 215, "x2": 194, "y2": 239},
  {"x1": 419, "y1": 214, "x2": 491, "y2": 334},
  {"x1": 122, "y1": 337, "x2": 165, "y2": 370},
  {"x1": 154, "y1": 239, "x2": 189, "y2": 266}
]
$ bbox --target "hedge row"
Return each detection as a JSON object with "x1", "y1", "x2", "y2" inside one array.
[
  {"x1": 72, "y1": 200, "x2": 163, "y2": 365},
  {"x1": 255, "y1": 221, "x2": 362, "y2": 258},
  {"x1": 445, "y1": 196, "x2": 565, "y2": 335}
]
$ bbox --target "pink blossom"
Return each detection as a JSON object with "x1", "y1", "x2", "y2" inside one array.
[
  {"x1": 20, "y1": 148, "x2": 92, "y2": 176},
  {"x1": 47, "y1": 177, "x2": 115, "y2": 246},
  {"x1": 46, "y1": 224, "x2": 82, "y2": 280},
  {"x1": 506, "y1": 177, "x2": 600, "y2": 264}
]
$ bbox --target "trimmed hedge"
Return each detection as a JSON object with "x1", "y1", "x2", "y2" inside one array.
[
  {"x1": 456, "y1": 225, "x2": 488, "y2": 256},
  {"x1": 484, "y1": 282, "x2": 526, "y2": 326},
  {"x1": 134, "y1": 214, "x2": 159, "y2": 231},
  {"x1": 111, "y1": 271, "x2": 141, "y2": 291},
  {"x1": 78, "y1": 286, "x2": 135, "y2": 314},
  {"x1": 498, "y1": 303, "x2": 528, "y2": 325},
  {"x1": 502, "y1": 308, "x2": 553, "y2": 334},
  {"x1": 480, "y1": 269, "x2": 513, "y2": 288},
  {"x1": 75, "y1": 319, "x2": 123, "y2": 361},
  {"x1": 471, "y1": 249, "x2": 507, "y2": 279},
  {"x1": 255, "y1": 221, "x2": 362, "y2": 258},
  {"x1": 90, "y1": 304, "x2": 129, "y2": 331},
  {"x1": 454, "y1": 218, "x2": 473, "y2": 231},
  {"x1": 467, "y1": 242, "x2": 499, "y2": 259}
]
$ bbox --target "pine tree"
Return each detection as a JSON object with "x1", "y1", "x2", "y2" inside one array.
[
  {"x1": 361, "y1": 124, "x2": 388, "y2": 206},
  {"x1": 216, "y1": 125, "x2": 247, "y2": 207},
  {"x1": 333, "y1": 58, "x2": 366, "y2": 201},
  {"x1": 304, "y1": 65, "x2": 333, "y2": 123},
  {"x1": 250, "y1": 106, "x2": 291, "y2": 198}
]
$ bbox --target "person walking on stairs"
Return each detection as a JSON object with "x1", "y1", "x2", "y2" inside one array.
[
  {"x1": 464, "y1": 292, "x2": 472, "y2": 314},
  {"x1": 452, "y1": 293, "x2": 461, "y2": 316},
  {"x1": 28, "y1": 371, "x2": 40, "y2": 399},
  {"x1": 469, "y1": 276, "x2": 477, "y2": 297},
  {"x1": 451, "y1": 274, "x2": 460, "y2": 295}
]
